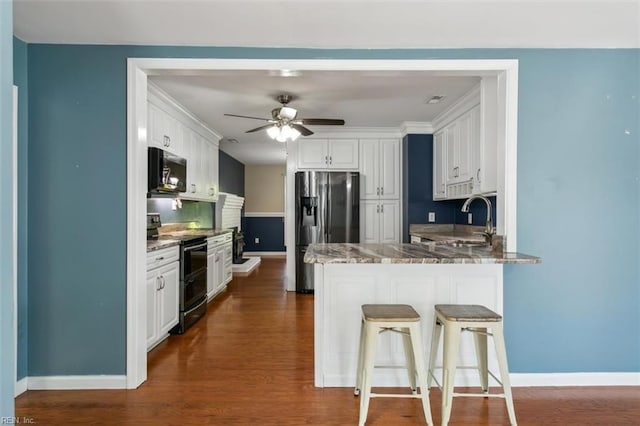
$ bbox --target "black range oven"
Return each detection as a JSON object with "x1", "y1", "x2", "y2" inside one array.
[{"x1": 170, "y1": 235, "x2": 208, "y2": 334}]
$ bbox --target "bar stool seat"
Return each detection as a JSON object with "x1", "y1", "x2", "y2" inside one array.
[
  {"x1": 354, "y1": 304, "x2": 433, "y2": 426},
  {"x1": 427, "y1": 304, "x2": 517, "y2": 425}
]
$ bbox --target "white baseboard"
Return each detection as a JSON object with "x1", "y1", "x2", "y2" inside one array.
[
  {"x1": 244, "y1": 251, "x2": 285, "y2": 258},
  {"x1": 27, "y1": 375, "x2": 127, "y2": 390},
  {"x1": 510, "y1": 372, "x2": 640, "y2": 387},
  {"x1": 15, "y1": 377, "x2": 27, "y2": 396}
]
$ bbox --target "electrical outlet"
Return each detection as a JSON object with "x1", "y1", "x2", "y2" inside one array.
[
  {"x1": 254, "y1": 237, "x2": 260, "y2": 244},
  {"x1": 428, "y1": 212, "x2": 436, "y2": 223},
  {"x1": 467, "y1": 213, "x2": 473, "y2": 224}
]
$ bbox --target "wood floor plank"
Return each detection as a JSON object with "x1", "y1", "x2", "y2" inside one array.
[{"x1": 15, "y1": 259, "x2": 640, "y2": 425}]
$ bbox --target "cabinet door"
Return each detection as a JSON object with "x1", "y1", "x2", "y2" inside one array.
[
  {"x1": 379, "y1": 200, "x2": 400, "y2": 243},
  {"x1": 378, "y1": 139, "x2": 400, "y2": 199},
  {"x1": 359, "y1": 139, "x2": 379, "y2": 199},
  {"x1": 433, "y1": 130, "x2": 446, "y2": 200},
  {"x1": 457, "y1": 110, "x2": 474, "y2": 183},
  {"x1": 207, "y1": 140, "x2": 219, "y2": 201},
  {"x1": 215, "y1": 248, "x2": 225, "y2": 293},
  {"x1": 446, "y1": 122, "x2": 459, "y2": 183},
  {"x1": 146, "y1": 273, "x2": 159, "y2": 350},
  {"x1": 328, "y1": 139, "x2": 359, "y2": 169},
  {"x1": 158, "y1": 262, "x2": 180, "y2": 337},
  {"x1": 207, "y1": 251, "x2": 215, "y2": 299},
  {"x1": 224, "y1": 243, "x2": 233, "y2": 284},
  {"x1": 147, "y1": 103, "x2": 165, "y2": 150},
  {"x1": 297, "y1": 139, "x2": 328, "y2": 169},
  {"x1": 360, "y1": 200, "x2": 380, "y2": 244}
]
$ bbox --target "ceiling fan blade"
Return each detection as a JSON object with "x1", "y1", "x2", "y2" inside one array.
[
  {"x1": 246, "y1": 124, "x2": 276, "y2": 133},
  {"x1": 224, "y1": 113, "x2": 271, "y2": 121},
  {"x1": 299, "y1": 118, "x2": 345, "y2": 126},
  {"x1": 290, "y1": 123, "x2": 314, "y2": 136}
]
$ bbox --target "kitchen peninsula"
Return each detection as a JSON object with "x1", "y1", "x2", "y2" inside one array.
[{"x1": 304, "y1": 242, "x2": 540, "y2": 388}]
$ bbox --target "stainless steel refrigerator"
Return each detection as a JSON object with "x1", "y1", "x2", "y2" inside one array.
[{"x1": 295, "y1": 171, "x2": 359, "y2": 293}]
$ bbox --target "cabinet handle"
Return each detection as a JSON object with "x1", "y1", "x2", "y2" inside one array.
[
  {"x1": 325, "y1": 155, "x2": 328, "y2": 165},
  {"x1": 376, "y1": 205, "x2": 380, "y2": 213},
  {"x1": 163, "y1": 135, "x2": 170, "y2": 147},
  {"x1": 191, "y1": 184, "x2": 196, "y2": 193},
  {"x1": 380, "y1": 187, "x2": 384, "y2": 196},
  {"x1": 161, "y1": 276, "x2": 166, "y2": 290},
  {"x1": 477, "y1": 168, "x2": 481, "y2": 183},
  {"x1": 329, "y1": 156, "x2": 333, "y2": 165},
  {"x1": 156, "y1": 276, "x2": 161, "y2": 291},
  {"x1": 155, "y1": 256, "x2": 164, "y2": 261},
  {"x1": 376, "y1": 187, "x2": 380, "y2": 196},
  {"x1": 380, "y1": 204, "x2": 384, "y2": 213}
]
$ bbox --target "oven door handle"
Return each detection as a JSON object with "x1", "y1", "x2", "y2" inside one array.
[
  {"x1": 184, "y1": 242, "x2": 208, "y2": 252},
  {"x1": 184, "y1": 298, "x2": 206, "y2": 316}
]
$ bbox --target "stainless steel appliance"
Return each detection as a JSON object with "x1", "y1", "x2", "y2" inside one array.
[
  {"x1": 295, "y1": 171, "x2": 359, "y2": 293},
  {"x1": 147, "y1": 213, "x2": 208, "y2": 334},
  {"x1": 148, "y1": 147, "x2": 187, "y2": 194}
]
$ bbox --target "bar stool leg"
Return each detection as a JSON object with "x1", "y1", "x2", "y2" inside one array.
[
  {"x1": 472, "y1": 327, "x2": 489, "y2": 393},
  {"x1": 427, "y1": 315, "x2": 441, "y2": 389},
  {"x1": 401, "y1": 327, "x2": 418, "y2": 393},
  {"x1": 441, "y1": 321, "x2": 461, "y2": 426},
  {"x1": 358, "y1": 322, "x2": 379, "y2": 426},
  {"x1": 354, "y1": 318, "x2": 366, "y2": 396},
  {"x1": 409, "y1": 323, "x2": 434, "y2": 426},
  {"x1": 492, "y1": 323, "x2": 517, "y2": 425}
]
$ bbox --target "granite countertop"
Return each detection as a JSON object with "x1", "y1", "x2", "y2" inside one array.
[
  {"x1": 409, "y1": 224, "x2": 486, "y2": 243},
  {"x1": 146, "y1": 227, "x2": 233, "y2": 252},
  {"x1": 303, "y1": 243, "x2": 541, "y2": 265},
  {"x1": 147, "y1": 239, "x2": 180, "y2": 252}
]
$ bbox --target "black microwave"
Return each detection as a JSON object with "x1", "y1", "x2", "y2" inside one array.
[{"x1": 148, "y1": 147, "x2": 187, "y2": 194}]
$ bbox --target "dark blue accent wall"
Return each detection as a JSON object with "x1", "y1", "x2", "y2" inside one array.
[
  {"x1": 219, "y1": 150, "x2": 245, "y2": 196},
  {"x1": 13, "y1": 37, "x2": 28, "y2": 380},
  {"x1": 13, "y1": 44, "x2": 640, "y2": 378},
  {"x1": 242, "y1": 217, "x2": 286, "y2": 252}
]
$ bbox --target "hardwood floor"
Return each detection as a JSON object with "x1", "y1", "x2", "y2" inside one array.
[{"x1": 16, "y1": 259, "x2": 640, "y2": 425}]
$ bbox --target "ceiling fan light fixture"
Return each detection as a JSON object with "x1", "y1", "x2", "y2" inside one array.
[
  {"x1": 279, "y1": 106, "x2": 297, "y2": 120},
  {"x1": 266, "y1": 125, "x2": 280, "y2": 139}
]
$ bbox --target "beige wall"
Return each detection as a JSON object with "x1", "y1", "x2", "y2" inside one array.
[{"x1": 244, "y1": 165, "x2": 286, "y2": 213}]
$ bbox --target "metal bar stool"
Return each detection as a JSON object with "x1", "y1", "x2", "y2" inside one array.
[
  {"x1": 354, "y1": 304, "x2": 433, "y2": 426},
  {"x1": 427, "y1": 304, "x2": 516, "y2": 425}
]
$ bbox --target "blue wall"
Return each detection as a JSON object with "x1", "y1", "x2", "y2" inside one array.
[
  {"x1": 15, "y1": 44, "x2": 640, "y2": 378},
  {"x1": 12, "y1": 37, "x2": 28, "y2": 381},
  {"x1": 219, "y1": 150, "x2": 245, "y2": 196},
  {"x1": 0, "y1": 1, "x2": 15, "y2": 417},
  {"x1": 242, "y1": 216, "x2": 286, "y2": 252}
]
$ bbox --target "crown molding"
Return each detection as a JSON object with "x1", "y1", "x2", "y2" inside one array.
[
  {"x1": 432, "y1": 83, "x2": 481, "y2": 131},
  {"x1": 400, "y1": 121, "x2": 434, "y2": 136}
]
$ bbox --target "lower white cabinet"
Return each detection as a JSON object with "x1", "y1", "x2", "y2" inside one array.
[
  {"x1": 207, "y1": 233, "x2": 233, "y2": 300},
  {"x1": 360, "y1": 199, "x2": 400, "y2": 244},
  {"x1": 146, "y1": 246, "x2": 180, "y2": 351}
]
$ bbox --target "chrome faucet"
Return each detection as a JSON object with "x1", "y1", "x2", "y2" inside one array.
[{"x1": 461, "y1": 195, "x2": 495, "y2": 246}]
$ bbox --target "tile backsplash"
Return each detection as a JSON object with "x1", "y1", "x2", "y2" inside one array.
[{"x1": 147, "y1": 198, "x2": 215, "y2": 228}]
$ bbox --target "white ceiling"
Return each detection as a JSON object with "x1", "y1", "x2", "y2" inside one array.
[
  {"x1": 150, "y1": 71, "x2": 479, "y2": 164},
  {"x1": 13, "y1": 0, "x2": 639, "y2": 164},
  {"x1": 13, "y1": 1, "x2": 640, "y2": 48}
]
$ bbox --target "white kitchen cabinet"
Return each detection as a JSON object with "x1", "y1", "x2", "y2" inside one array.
[
  {"x1": 146, "y1": 246, "x2": 180, "y2": 351},
  {"x1": 207, "y1": 233, "x2": 233, "y2": 300},
  {"x1": 360, "y1": 199, "x2": 400, "y2": 244},
  {"x1": 148, "y1": 84, "x2": 220, "y2": 202},
  {"x1": 148, "y1": 102, "x2": 183, "y2": 156},
  {"x1": 433, "y1": 104, "x2": 483, "y2": 200},
  {"x1": 297, "y1": 139, "x2": 359, "y2": 170},
  {"x1": 433, "y1": 131, "x2": 447, "y2": 200},
  {"x1": 359, "y1": 139, "x2": 400, "y2": 200}
]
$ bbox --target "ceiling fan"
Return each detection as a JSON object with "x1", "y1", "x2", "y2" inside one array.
[{"x1": 224, "y1": 94, "x2": 345, "y2": 142}]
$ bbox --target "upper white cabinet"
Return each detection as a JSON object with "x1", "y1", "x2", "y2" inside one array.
[
  {"x1": 148, "y1": 102, "x2": 184, "y2": 156},
  {"x1": 433, "y1": 131, "x2": 447, "y2": 200},
  {"x1": 359, "y1": 139, "x2": 400, "y2": 200},
  {"x1": 148, "y1": 83, "x2": 220, "y2": 202},
  {"x1": 297, "y1": 139, "x2": 359, "y2": 170},
  {"x1": 433, "y1": 83, "x2": 498, "y2": 200}
]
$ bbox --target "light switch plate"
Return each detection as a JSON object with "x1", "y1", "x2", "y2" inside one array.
[
  {"x1": 428, "y1": 212, "x2": 436, "y2": 223},
  {"x1": 255, "y1": 237, "x2": 260, "y2": 244}
]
